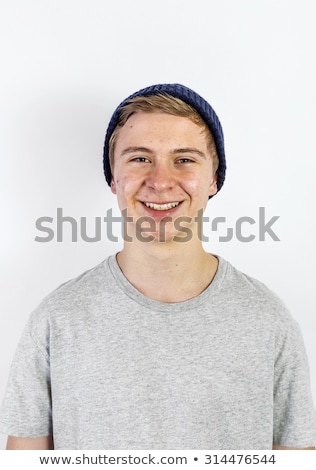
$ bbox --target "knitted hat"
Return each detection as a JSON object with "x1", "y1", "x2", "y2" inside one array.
[{"x1": 103, "y1": 83, "x2": 226, "y2": 195}]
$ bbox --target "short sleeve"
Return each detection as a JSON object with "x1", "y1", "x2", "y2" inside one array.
[
  {"x1": 0, "y1": 310, "x2": 52, "y2": 438},
  {"x1": 273, "y1": 317, "x2": 316, "y2": 447}
]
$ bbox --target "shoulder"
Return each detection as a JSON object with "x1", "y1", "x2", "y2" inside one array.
[
  {"x1": 26, "y1": 255, "x2": 116, "y2": 334},
  {"x1": 216, "y1": 257, "x2": 307, "y2": 362},
  {"x1": 217, "y1": 256, "x2": 296, "y2": 327}
]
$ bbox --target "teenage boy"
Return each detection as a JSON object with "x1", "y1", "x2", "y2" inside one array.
[{"x1": 1, "y1": 84, "x2": 315, "y2": 450}]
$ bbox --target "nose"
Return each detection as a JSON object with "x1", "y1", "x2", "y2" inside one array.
[{"x1": 145, "y1": 161, "x2": 176, "y2": 192}]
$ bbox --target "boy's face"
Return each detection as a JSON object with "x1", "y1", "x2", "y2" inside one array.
[{"x1": 111, "y1": 112, "x2": 217, "y2": 242}]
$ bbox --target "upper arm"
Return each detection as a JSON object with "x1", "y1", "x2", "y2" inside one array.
[
  {"x1": 6, "y1": 435, "x2": 54, "y2": 450},
  {"x1": 272, "y1": 444, "x2": 315, "y2": 450},
  {"x1": 273, "y1": 317, "x2": 316, "y2": 449}
]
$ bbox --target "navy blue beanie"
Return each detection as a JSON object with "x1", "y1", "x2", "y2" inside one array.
[{"x1": 103, "y1": 83, "x2": 226, "y2": 195}]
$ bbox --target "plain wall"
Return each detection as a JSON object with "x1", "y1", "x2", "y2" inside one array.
[{"x1": 1, "y1": 0, "x2": 315, "y2": 449}]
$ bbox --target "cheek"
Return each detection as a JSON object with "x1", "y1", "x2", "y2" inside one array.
[
  {"x1": 184, "y1": 175, "x2": 210, "y2": 195},
  {"x1": 186, "y1": 181, "x2": 201, "y2": 194},
  {"x1": 113, "y1": 174, "x2": 139, "y2": 198}
]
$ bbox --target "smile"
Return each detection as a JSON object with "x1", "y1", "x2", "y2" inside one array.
[{"x1": 143, "y1": 202, "x2": 180, "y2": 211}]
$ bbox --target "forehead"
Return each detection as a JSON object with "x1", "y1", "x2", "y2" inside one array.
[{"x1": 115, "y1": 112, "x2": 208, "y2": 149}]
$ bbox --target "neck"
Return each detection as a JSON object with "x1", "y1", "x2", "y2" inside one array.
[{"x1": 116, "y1": 239, "x2": 218, "y2": 302}]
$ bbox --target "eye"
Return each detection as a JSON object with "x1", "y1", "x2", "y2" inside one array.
[
  {"x1": 176, "y1": 157, "x2": 195, "y2": 164},
  {"x1": 130, "y1": 156, "x2": 151, "y2": 163}
]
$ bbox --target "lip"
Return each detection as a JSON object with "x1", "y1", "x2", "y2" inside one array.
[{"x1": 143, "y1": 201, "x2": 179, "y2": 204}]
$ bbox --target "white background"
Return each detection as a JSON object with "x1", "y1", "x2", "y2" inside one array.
[{"x1": 0, "y1": 0, "x2": 315, "y2": 449}]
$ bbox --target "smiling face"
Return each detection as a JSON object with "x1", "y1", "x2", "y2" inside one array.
[{"x1": 111, "y1": 112, "x2": 217, "y2": 243}]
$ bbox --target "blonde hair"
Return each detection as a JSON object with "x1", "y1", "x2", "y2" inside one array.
[{"x1": 108, "y1": 94, "x2": 219, "y2": 172}]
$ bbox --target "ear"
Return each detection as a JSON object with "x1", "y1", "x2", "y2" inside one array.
[
  {"x1": 110, "y1": 177, "x2": 117, "y2": 195},
  {"x1": 209, "y1": 172, "x2": 218, "y2": 197}
]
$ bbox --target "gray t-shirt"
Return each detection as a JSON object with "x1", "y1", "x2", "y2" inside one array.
[{"x1": 0, "y1": 255, "x2": 315, "y2": 449}]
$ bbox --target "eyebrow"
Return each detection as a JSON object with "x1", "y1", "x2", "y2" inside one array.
[
  {"x1": 171, "y1": 148, "x2": 206, "y2": 159},
  {"x1": 120, "y1": 146, "x2": 206, "y2": 159},
  {"x1": 120, "y1": 146, "x2": 154, "y2": 157}
]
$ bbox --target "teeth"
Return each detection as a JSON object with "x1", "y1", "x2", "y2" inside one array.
[{"x1": 144, "y1": 202, "x2": 180, "y2": 211}]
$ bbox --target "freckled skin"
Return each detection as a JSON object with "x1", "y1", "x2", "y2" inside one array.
[{"x1": 111, "y1": 112, "x2": 217, "y2": 243}]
